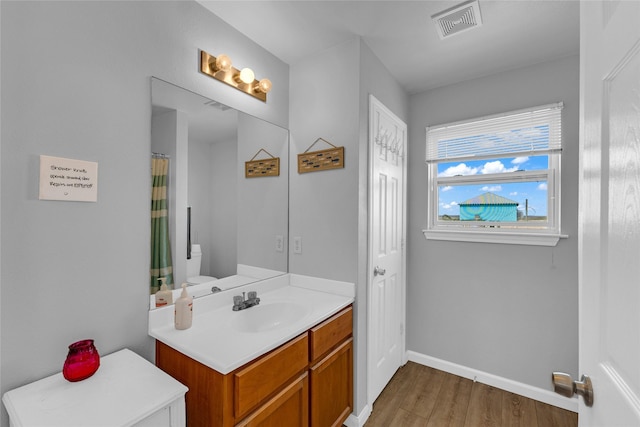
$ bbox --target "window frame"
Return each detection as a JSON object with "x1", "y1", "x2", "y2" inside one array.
[{"x1": 424, "y1": 103, "x2": 567, "y2": 246}]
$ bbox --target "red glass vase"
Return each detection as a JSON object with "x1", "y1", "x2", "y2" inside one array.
[{"x1": 62, "y1": 339, "x2": 100, "y2": 382}]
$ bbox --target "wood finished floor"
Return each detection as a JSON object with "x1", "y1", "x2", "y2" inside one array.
[{"x1": 363, "y1": 362, "x2": 578, "y2": 427}]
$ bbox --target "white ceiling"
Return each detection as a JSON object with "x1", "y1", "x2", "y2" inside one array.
[{"x1": 197, "y1": 0, "x2": 580, "y2": 94}]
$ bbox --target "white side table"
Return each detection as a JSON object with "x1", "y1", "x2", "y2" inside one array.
[{"x1": 2, "y1": 348, "x2": 188, "y2": 427}]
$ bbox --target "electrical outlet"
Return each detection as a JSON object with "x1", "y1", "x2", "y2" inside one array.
[
  {"x1": 275, "y1": 235, "x2": 284, "y2": 252},
  {"x1": 293, "y1": 236, "x2": 302, "y2": 254}
]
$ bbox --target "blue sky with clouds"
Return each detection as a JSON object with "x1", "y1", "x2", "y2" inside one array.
[{"x1": 437, "y1": 155, "x2": 548, "y2": 218}]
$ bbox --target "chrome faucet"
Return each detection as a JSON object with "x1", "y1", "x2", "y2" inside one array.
[{"x1": 232, "y1": 291, "x2": 260, "y2": 311}]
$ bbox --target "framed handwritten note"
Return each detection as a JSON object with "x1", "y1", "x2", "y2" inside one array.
[{"x1": 39, "y1": 155, "x2": 98, "y2": 202}]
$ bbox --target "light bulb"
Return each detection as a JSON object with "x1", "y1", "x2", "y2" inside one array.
[
  {"x1": 238, "y1": 68, "x2": 255, "y2": 84},
  {"x1": 255, "y1": 78, "x2": 272, "y2": 94},
  {"x1": 213, "y1": 54, "x2": 232, "y2": 72}
]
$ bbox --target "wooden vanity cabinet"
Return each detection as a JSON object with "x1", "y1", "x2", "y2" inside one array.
[
  {"x1": 155, "y1": 305, "x2": 353, "y2": 427},
  {"x1": 156, "y1": 334, "x2": 308, "y2": 427}
]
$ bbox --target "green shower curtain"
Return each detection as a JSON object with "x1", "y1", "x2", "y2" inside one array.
[{"x1": 150, "y1": 157, "x2": 174, "y2": 293}]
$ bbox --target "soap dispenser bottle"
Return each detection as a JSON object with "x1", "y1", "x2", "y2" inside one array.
[
  {"x1": 175, "y1": 283, "x2": 193, "y2": 330},
  {"x1": 155, "y1": 278, "x2": 173, "y2": 308}
]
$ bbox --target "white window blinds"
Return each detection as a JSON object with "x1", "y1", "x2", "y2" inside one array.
[{"x1": 426, "y1": 102, "x2": 563, "y2": 162}]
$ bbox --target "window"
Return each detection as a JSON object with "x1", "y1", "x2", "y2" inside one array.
[{"x1": 424, "y1": 102, "x2": 565, "y2": 246}]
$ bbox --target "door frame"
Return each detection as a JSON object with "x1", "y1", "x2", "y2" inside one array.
[{"x1": 366, "y1": 94, "x2": 408, "y2": 409}]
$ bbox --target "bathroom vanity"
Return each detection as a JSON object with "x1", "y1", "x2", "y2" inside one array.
[{"x1": 149, "y1": 274, "x2": 355, "y2": 427}]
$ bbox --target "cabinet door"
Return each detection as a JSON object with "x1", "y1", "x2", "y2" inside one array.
[
  {"x1": 310, "y1": 338, "x2": 353, "y2": 427},
  {"x1": 235, "y1": 373, "x2": 308, "y2": 427}
]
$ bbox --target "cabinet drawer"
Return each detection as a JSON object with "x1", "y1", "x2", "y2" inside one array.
[
  {"x1": 234, "y1": 333, "x2": 308, "y2": 420},
  {"x1": 309, "y1": 306, "x2": 353, "y2": 363}
]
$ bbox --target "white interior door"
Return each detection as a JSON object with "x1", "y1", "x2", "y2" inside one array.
[
  {"x1": 579, "y1": 1, "x2": 640, "y2": 425},
  {"x1": 368, "y1": 95, "x2": 407, "y2": 405}
]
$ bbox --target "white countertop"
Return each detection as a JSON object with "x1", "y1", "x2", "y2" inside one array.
[
  {"x1": 148, "y1": 274, "x2": 355, "y2": 374},
  {"x1": 2, "y1": 349, "x2": 188, "y2": 427}
]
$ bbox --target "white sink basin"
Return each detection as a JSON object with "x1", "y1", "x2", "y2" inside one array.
[{"x1": 232, "y1": 302, "x2": 311, "y2": 333}]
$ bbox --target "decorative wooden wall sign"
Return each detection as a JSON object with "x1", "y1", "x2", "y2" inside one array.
[
  {"x1": 245, "y1": 149, "x2": 280, "y2": 178},
  {"x1": 298, "y1": 138, "x2": 345, "y2": 174}
]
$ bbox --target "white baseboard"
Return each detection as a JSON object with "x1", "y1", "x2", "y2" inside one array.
[
  {"x1": 343, "y1": 404, "x2": 371, "y2": 427},
  {"x1": 407, "y1": 351, "x2": 578, "y2": 413}
]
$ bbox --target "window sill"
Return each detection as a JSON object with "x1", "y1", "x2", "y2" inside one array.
[{"x1": 422, "y1": 229, "x2": 568, "y2": 246}]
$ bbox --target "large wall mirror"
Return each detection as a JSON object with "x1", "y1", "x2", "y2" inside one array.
[{"x1": 150, "y1": 77, "x2": 288, "y2": 307}]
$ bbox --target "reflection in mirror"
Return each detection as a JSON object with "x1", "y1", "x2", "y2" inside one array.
[{"x1": 150, "y1": 78, "x2": 288, "y2": 307}]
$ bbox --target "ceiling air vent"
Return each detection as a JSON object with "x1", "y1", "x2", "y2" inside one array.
[
  {"x1": 431, "y1": 0, "x2": 483, "y2": 39},
  {"x1": 204, "y1": 100, "x2": 231, "y2": 111}
]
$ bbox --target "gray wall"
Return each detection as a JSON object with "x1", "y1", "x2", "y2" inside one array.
[
  {"x1": 357, "y1": 39, "x2": 409, "y2": 413},
  {"x1": 289, "y1": 37, "x2": 408, "y2": 416},
  {"x1": 189, "y1": 138, "x2": 215, "y2": 276},
  {"x1": 289, "y1": 37, "x2": 363, "y2": 412},
  {"x1": 406, "y1": 55, "x2": 579, "y2": 391},
  {"x1": 237, "y1": 113, "x2": 289, "y2": 273},
  {"x1": 0, "y1": 2, "x2": 288, "y2": 425},
  {"x1": 208, "y1": 136, "x2": 238, "y2": 278}
]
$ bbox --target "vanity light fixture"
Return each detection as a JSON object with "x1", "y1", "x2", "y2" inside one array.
[{"x1": 200, "y1": 50, "x2": 272, "y2": 102}]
